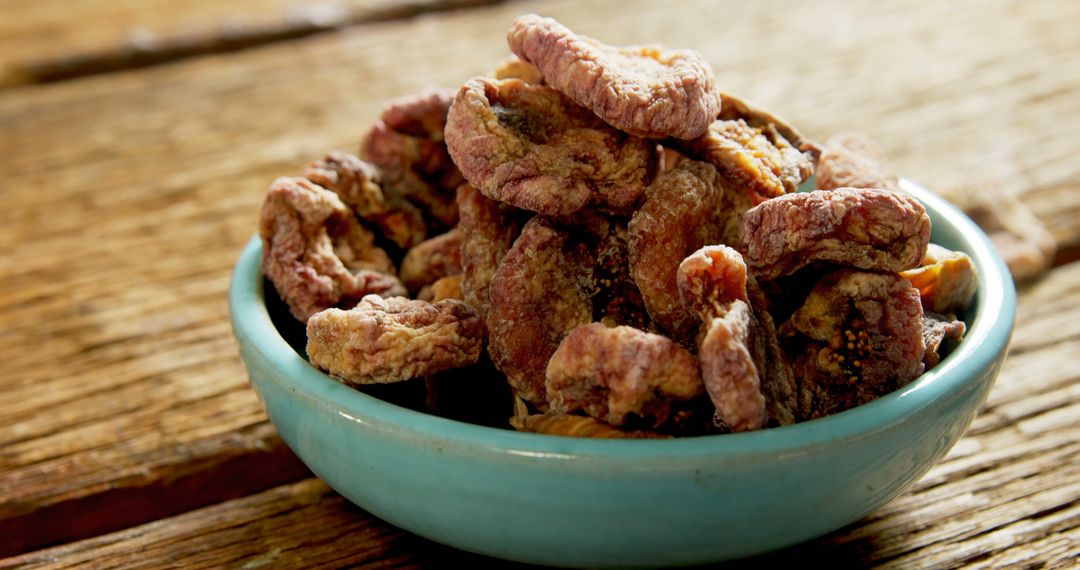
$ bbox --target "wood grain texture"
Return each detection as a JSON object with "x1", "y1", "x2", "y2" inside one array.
[
  {"x1": 0, "y1": 0, "x2": 503, "y2": 86},
  {"x1": 3, "y1": 264, "x2": 1077, "y2": 568},
  {"x1": 0, "y1": 0, "x2": 1078, "y2": 564},
  {"x1": 0, "y1": 479, "x2": 517, "y2": 570}
]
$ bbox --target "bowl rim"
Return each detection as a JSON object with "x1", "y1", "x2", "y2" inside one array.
[{"x1": 229, "y1": 179, "x2": 1016, "y2": 460}]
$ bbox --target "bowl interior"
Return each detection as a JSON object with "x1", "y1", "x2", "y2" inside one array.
[{"x1": 230, "y1": 179, "x2": 1016, "y2": 459}]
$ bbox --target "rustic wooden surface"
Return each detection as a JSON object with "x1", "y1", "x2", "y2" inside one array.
[
  {"x1": 0, "y1": 0, "x2": 502, "y2": 86},
  {"x1": 0, "y1": 0, "x2": 1077, "y2": 567}
]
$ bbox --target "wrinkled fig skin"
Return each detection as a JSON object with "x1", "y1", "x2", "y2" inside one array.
[
  {"x1": 677, "y1": 245, "x2": 797, "y2": 432},
  {"x1": 816, "y1": 132, "x2": 901, "y2": 192},
  {"x1": 303, "y1": 151, "x2": 427, "y2": 250},
  {"x1": 361, "y1": 88, "x2": 463, "y2": 230},
  {"x1": 816, "y1": 129, "x2": 1045, "y2": 280},
  {"x1": 696, "y1": 301, "x2": 766, "y2": 432},
  {"x1": 674, "y1": 92, "x2": 819, "y2": 203},
  {"x1": 259, "y1": 177, "x2": 405, "y2": 321},
  {"x1": 900, "y1": 243, "x2": 978, "y2": 314},
  {"x1": 676, "y1": 244, "x2": 750, "y2": 320},
  {"x1": 417, "y1": 274, "x2": 465, "y2": 303},
  {"x1": 629, "y1": 160, "x2": 751, "y2": 345},
  {"x1": 456, "y1": 184, "x2": 530, "y2": 320},
  {"x1": 779, "y1": 270, "x2": 926, "y2": 420},
  {"x1": 427, "y1": 274, "x2": 464, "y2": 302},
  {"x1": 546, "y1": 323, "x2": 704, "y2": 428},
  {"x1": 399, "y1": 228, "x2": 464, "y2": 293},
  {"x1": 746, "y1": 281, "x2": 798, "y2": 427},
  {"x1": 921, "y1": 311, "x2": 966, "y2": 369},
  {"x1": 487, "y1": 217, "x2": 595, "y2": 408},
  {"x1": 486, "y1": 215, "x2": 646, "y2": 409},
  {"x1": 716, "y1": 92, "x2": 822, "y2": 160},
  {"x1": 306, "y1": 296, "x2": 484, "y2": 385},
  {"x1": 675, "y1": 119, "x2": 814, "y2": 203},
  {"x1": 508, "y1": 14, "x2": 721, "y2": 140},
  {"x1": 590, "y1": 219, "x2": 652, "y2": 331},
  {"x1": 741, "y1": 188, "x2": 932, "y2": 280},
  {"x1": 445, "y1": 77, "x2": 655, "y2": 217},
  {"x1": 678, "y1": 246, "x2": 797, "y2": 429}
]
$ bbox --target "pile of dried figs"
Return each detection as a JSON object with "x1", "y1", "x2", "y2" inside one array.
[{"x1": 259, "y1": 15, "x2": 977, "y2": 438}]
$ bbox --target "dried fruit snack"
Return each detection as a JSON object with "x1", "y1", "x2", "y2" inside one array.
[
  {"x1": 303, "y1": 151, "x2": 427, "y2": 250},
  {"x1": 253, "y1": 14, "x2": 979, "y2": 438},
  {"x1": 674, "y1": 92, "x2": 820, "y2": 202},
  {"x1": 677, "y1": 245, "x2": 796, "y2": 431},
  {"x1": 816, "y1": 132, "x2": 901, "y2": 192},
  {"x1": 399, "y1": 228, "x2": 463, "y2": 293},
  {"x1": 306, "y1": 296, "x2": 484, "y2": 384},
  {"x1": 485, "y1": 217, "x2": 597, "y2": 407},
  {"x1": 545, "y1": 323, "x2": 704, "y2": 428},
  {"x1": 490, "y1": 55, "x2": 544, "y2": 85},
  {"x1": 507, "y1": 14, "x2": 721, "y2": 139},
  {"x1": 819, "y1": 131, "x2": 1054, "y2": 281},
  {"x1": 779, "y1": 270, "x2": 926, "y2": 420},
  {"x1": 445, "y1": 77, "x2": 654, "y2": 216},
  {"x1": 628, "y1": 160, "x2": 752, "y2": 344},
  {"x1": 456, "y1": 184, "x2": 530, "y2": 320},
  {"x1": 424, "y1": 274, "x2": 465, "y2": 303},
  {"x1": 939, "y1": 179, "x2": 1056, "y2": 281},
  {"x1": 741, "y1": 188, "x2": 931, "y2": 280},
  {"x1": 901, "y1": 243, "x2": 978, "y2": 314},
  {"x1": 361, "y1": 89, "x2": 464, "y2": 230},
  {"x1": 260, "y1": 177, "x2": 405, "y2": 321},
  {"x1": 487, "y1": 215, "x2": 647, "y2": 408},
  {"x1": 921, "y1": 312, "x2": 966, "y2": 369}
]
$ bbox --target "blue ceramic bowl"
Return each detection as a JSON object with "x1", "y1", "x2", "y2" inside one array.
[{"x1": 229, "y1": 180, "x2": 1014, "y2": 567}]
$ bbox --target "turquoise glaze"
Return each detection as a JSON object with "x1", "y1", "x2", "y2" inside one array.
[{"x1": 229, "y1": 180, "x2": 1015, "y2": 567}]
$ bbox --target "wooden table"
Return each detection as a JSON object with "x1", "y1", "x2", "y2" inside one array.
[{"x1": 1, "y1": 0, "x2": 1077, "y2": 567}]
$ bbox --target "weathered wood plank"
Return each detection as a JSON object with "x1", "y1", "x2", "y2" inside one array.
[
  {"x1": 1007, "y1": 261, "x2": 1080, "y2": 355},
  {"x1": 967, "y1": 528, "x2": 1080, "y2": 570},
  {"x1": 0, "y1": 0, "x2": 503, "y2": 86},
  {"x1": 0, "y1": 422, "x2": 311, "y2": 562},
  {"x1": 0, "y1": 163, "x2": 314, "y2": 556},
  {"x1": 0, "y1": 0, "x2": 1078, "y2": 562},
  {"x1": 0, "y1": 479, "x2": 519, "y2": 570},
  {"x1": 2, "y1": 264, "x2": 1076, "y2": 567}
]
